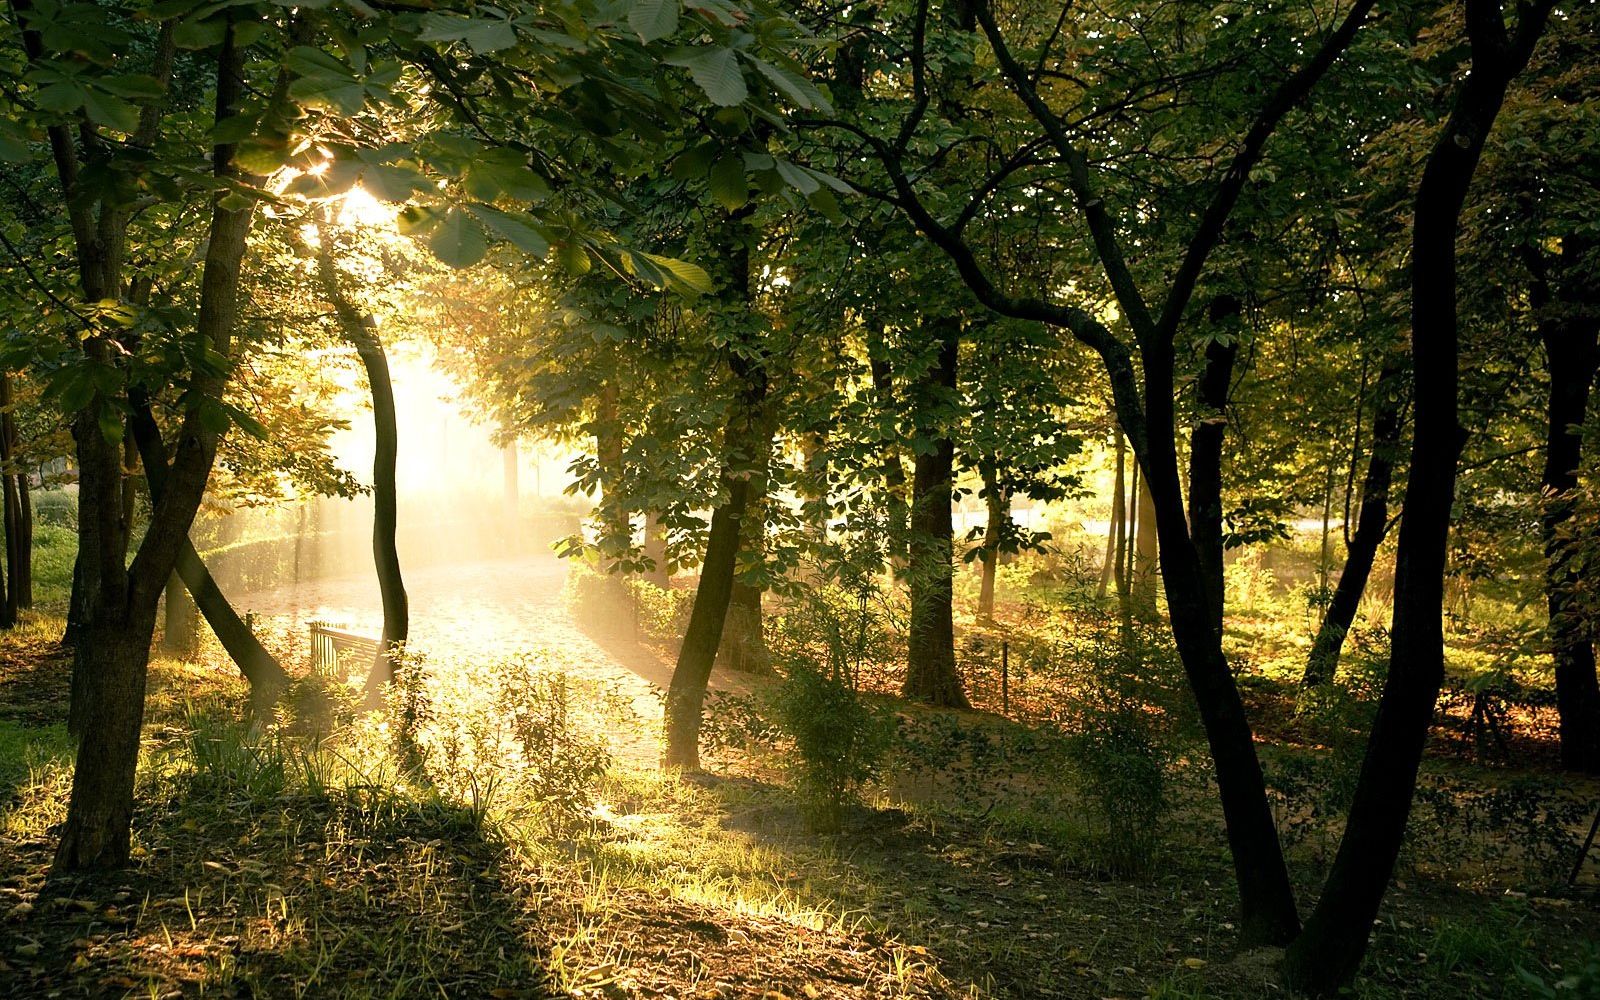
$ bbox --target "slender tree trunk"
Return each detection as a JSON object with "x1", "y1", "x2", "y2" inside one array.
[
  {"x1": 1304, "y1": 362, "x2": 1405, "y2": 687},
  {"x1": 0, "y1": 372, "x2": 23, "y2": 621},
  {"x1": 1284, "y1": 9, "x2": 1551, "y2": 986},
  {"x1": 1536, "y1": 238, "x2": 1600, "y2": 773},
  {"x1": 502, "y1": 438, "x2": 520, "y2": 544},
  {"x1": 1187, "y1": 308, "x2": 1238, "y2": 636},
  {"x1": 1099, "y1": 429, "x2": 1126, "y2": 599},
  {"x1": 978, "y1": 461, "x2": 1005, "y2": 622},
  {"x1": 595, "y1": 380, "x2": 630, "y2": 564},
  {"x1": 15, "y1": 453, "x2": 30, "y2": 608},
  {"x1": 316, "y1": 232, "x2": 408, "y2": 706},
  {"x1": 663, "y1": 212, "x2": 767, "y2": 769},
  {"x1": 1132, "y1": 473, "x2": 1159, "y2": 612},
  {"x1": 719, "y1": 440, "x2": 772, "y2": 675},
  {"x1": 664, "y1": 355, "x2": 767, "y2": 768},
  {"x1": 868, "y1": 332, "x2": 909, "y2": 564},
  {"x1": 132, "y1": 397, "x2": 289, "y2": 695},
  {"x1": 904, "y1": 319, "x2": 968, "y2": 707}
]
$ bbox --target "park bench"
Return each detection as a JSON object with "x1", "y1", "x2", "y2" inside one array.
[{"x1": 309, "y1": 620, "x2": 381, "y2": 678}]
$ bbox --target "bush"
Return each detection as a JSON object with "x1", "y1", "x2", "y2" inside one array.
[
  {"x1": 769, "y1": 660, "x2": 895, "y2": 833},
  {"x1": 180, "y1": 704, "x2": 289, "y2": 800},
  {"x1": 562, "y1": 561, "x2": 635, "y2": 632},
  {"x1": 1057, "y1": 625, "x2": 1177, "y2": 876},
  {"x1": 497, "y1": 659, "x2": 611, "y2": 832},
  {"x1": 32, "y1": 488, "x2": 77, "y2": 529}
]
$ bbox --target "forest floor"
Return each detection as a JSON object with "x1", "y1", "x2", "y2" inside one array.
[{"x1": 2, "y1": 556, "x2": 1599, "y2": 998}]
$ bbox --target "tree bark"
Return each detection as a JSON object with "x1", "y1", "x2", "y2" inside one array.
[
  {"x1": 1303, "y1": 361, "x2": 1405, "y2": 687},
  {"x1": 868, "y1": 341, "x2": 910, "y2": 565},
  {"x1": 131, "y1": 397, "x2": 289, "y2": 695},
  {"x1": 904, "y1": 319, "x2": 968, "y2": 707},
  {"x1": 162, "y1": 574, "x2": 198, "y2": 659},
  {"x1": 663, "y1": 211, "x2": 767, "y2": 769},
  {"x1": 0, "y1": 372, "x2": 24, "y2": 621},
  {"x1": 1131, "y1": 473, "x2": 1159, "y2": 613},
  {"x1": 44, "y1": 18, "x2": 244, "y2": 872},
  {"x1": 664, "y1": 354, "x2": 767, "y2": 768},
  {"x1": 718, "y1": 423, "x2": 771, "y2": 674},
  {"x1": 316, "y1": 232, "x2": 408, "y2": 707},
  {"x1": 977, "y1": 461, "x2": 1005, "y2": 622},
  {"x1": 1284, "y1": 5, "x2": 1552, "y2": 986},
  {"x1": 1536, "y1": 237, "x2": 1600, "y2": 773},
  {"x1": 1099, "y1": 429, "x2": 1126, "y2": 600},
  {"x1": 1187, "y1": 300, "x2": 1239, "y2": 637}
]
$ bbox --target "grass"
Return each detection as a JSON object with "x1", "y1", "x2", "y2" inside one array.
[{"x1": 2, "y1": 554, "x2": 1598, "y2": 999}]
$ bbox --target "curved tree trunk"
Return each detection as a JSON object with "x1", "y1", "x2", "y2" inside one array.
[
  {"x1": 664, "y1": 354, "x2": 767, "y2": 769},
  {"x1": 131, "y1": 396, "x2": 289, "y2": 697},
  {"x1": 904, "y1": 319, "x2": 968, "y2": 707},
  {"x1": 663, "y1": 211, "x2": 767, "y2": 769},
  {"x1": 1303, "y1": 361, "x2": 1405, "y2": 687},
  {"x1": 316, "y1": 232, "x2": 408, "y2": 707},
  {"x1": 1284, "y1": 7, "x2": 1552, "y2": 986},
  {"x1": 1098, "y1": 429, "x2": 1126, "y2": 600}
]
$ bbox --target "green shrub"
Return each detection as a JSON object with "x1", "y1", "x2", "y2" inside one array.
[
  {"x1": 496, "y1": 658, "x2": 611, "y2": 833},
  {"x1": 32, "y1": 489, "x2": 77, "y2": 529},
  {"x1": 1058, "y1": 626, "x2": 1176, "y2": 876},
  {"x1": 181, "y1": 704, "x2": 288, "y2": 800},
  {"x1": 562, "y1": 561, "x2": 635, "y2": 632},
  {"x1": 769, "y1": 660, "x2": 895, "y2": 833}
]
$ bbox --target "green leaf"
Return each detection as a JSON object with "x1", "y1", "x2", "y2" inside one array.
[
  {"x1": 748, "y1": 56, "x2": 827, "y2": 111},
  {"x1": 463, "y1": 150, "x2": 550, "y2": 203},
  {"x1": 557, "y1": 242, "x2": 592, "y2": 276},
  {"x1": 806, "y1": 187, "x2": 843, "y2": 223},
  {"x1": 708, "y1": 154, "x2": 747, "y2": 210},
  {"x1": 639, "y1": 252, "x2": 711, "y2": 294},
  {"x1": 671, "y1": 141, "x2": 718, "y2": 181},
  {"x1": 628, "y1": 0, "x2": 678, "y2": 42},
  {"x1": 97, "y1": 406, "x2": 125, "y2": 445},
  {"x1": 774, "y1": 158, "x2": 819, "y2": 194},
  {"x1": 82, "y1": 89, "x2": 139, "y2": 132},
  {"x1": 665, "y1": 46, "x2": 746, "y2": 107},
  {"x1": 470, "y1": 204, "x2": 550, "y2": 258},
  {"x1": 427, "y1": 208, "x2": 488, "y2": 268}
]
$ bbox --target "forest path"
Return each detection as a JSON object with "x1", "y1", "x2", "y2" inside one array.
[{"x1": 236, "y1": 554, "x2": 744, "y2": 765}]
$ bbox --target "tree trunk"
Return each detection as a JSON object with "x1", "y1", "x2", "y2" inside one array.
[
  {"x1": 1536, "y1": 237, "x2": 1600, "y2": 773},
  {"x1": 50, "y1": 21, "x2": 246, "y2": 874},
  {"x1": 663, "y1": 210, "x2": 767, "y2": 770},
  {"x1": 1303, "y1": 361, "x2": 1405, "y2": 687},
  {"x1": 316, "y1": 232, "x2": 408, "y2": 707},
  {"x1": 978, "y1": 461, "x2": 1005, "y2": 622},
  {"x1": 1187, "y1": 310, "x2": 1238, "y2": 636},
  {"x1": 719, "y1": 432, "x2": 772, "y2": 674},
  {"x1": 502, "y1": 438, "x2": 520, "y2": 544},
  {"x1": 868, "y1": 334, "x2": 909, "y2": 564},
  {"x1": 664, "y1": 354, "x2": 767, "y2": 769},
  {"x1": 1132, "y1": 473, "x2": 1159, "y2": 613},
  {"x1": 1099, "y1": 429, "x2": 1126, "y2": 600},
  {"x1": 162, "y1": 574, "x2": 198, "y2": 658},
  {"x1": 0, "y1": 372, "x2": 24, "y2": 621},
  {"x1": 595, "y1": 380, "x2": 630, "y2": 564},
  {"x1": 904, "y1": 319, "x2": 968, "y2": 707},
  {"x1": 1284, "y1": 9, "x2": 1550, "y2": 986},
  {"x1": 131, "y1": 397, "x2": 288, "y2": 695}
]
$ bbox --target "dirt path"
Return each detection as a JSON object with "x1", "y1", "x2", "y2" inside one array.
[{"x1": 236, "y1": 556, "x2": 748, "y2": 764}]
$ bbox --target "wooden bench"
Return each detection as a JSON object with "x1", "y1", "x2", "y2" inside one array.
[{"x1": 309, "y1": 621, "x2": 381, "y2": 678}]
